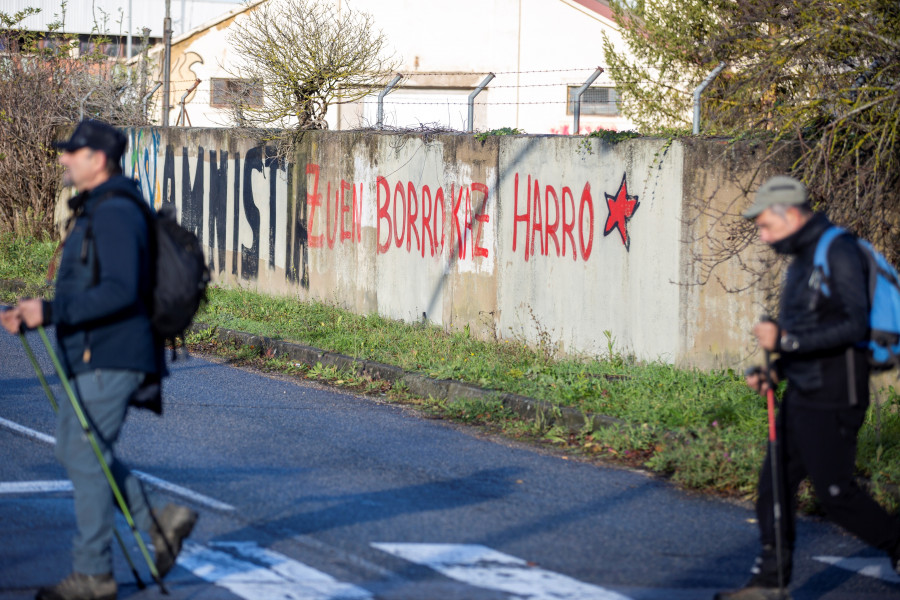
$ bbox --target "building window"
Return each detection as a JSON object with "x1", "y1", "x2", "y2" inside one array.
[
  {"x1": 211, "y1": 78, "x2": 263, "y2": 108},
  {"x1": 566, "y1": 86, "x2": 621, "y2": 116}
]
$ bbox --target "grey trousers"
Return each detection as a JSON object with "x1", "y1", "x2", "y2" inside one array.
[{"x1": 55, "y1": 369, "x2": 154, "y2": 575}]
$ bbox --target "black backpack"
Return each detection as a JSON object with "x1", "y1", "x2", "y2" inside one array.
[
  {"x1": 142, "y1": 203, "x2": 210, "y2": 344},
  {"x1": 85, "y1": 196, "x2": 210, "y2": 412}
]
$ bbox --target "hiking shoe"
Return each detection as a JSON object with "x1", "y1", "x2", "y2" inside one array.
[
  {"x1": 715, "y1": 559, "x2": 791, "y2": 600},
  {"x1": 713, "y1": 586, "x2": 790, "y2": 600},
  {"x1": 35, "y1": 572, "x2": 116, "y2": 600},
  {"x1": 891, "y1": 538, "x2": 900, "y2": 576},
  {"x1": 149, "y1": 503, "x2": 198, "y2": 578}
]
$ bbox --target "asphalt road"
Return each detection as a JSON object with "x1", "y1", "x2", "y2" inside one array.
[{"x1": 1, "y1": 327, "x2": 898, "y2": 599}]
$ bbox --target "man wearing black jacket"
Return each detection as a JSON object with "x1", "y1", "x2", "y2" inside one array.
[
  {"x1": 1, "y1": 120, "x2": 197, "y2": 600},
  {"x1": 715, "y1": 175, "x2": 900, "y2": 600}
]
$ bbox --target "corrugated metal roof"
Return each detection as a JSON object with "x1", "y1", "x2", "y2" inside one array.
[{"x1": 3, "y1": 0, "x2": 242, "y2": 37}]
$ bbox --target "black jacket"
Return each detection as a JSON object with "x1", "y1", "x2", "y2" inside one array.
[
  {"x1": 774, "y1": 212, "x2": 870, "y2": 408},
  {"x1": 44, "y1": 176, "x2": 163, "y2": 377}
]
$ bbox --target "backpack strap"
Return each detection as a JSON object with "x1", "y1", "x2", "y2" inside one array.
[
  {"x1": 813, "y1": 226, "x2": 847, "y2": 297},
  {"x1": 81, "y1": 192, "x2": 156, "y2": 309},
  {"x1": 79, "y1": 191, "x2": 121, "y2": 282}
]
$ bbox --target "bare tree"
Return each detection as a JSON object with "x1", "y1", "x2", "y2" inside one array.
[
  {"x1": 0, "y1": 7, "x2": 147, "y2": 238},
  {"x1": 226, "y1": 0, "x2": 399, "y2": 143},
  {"x1": 603, "y1": 0, "x2": 900, "y2": 279}
]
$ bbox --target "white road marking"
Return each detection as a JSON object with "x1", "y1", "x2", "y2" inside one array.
[
  {"x1": 0, "y1": 416, "x2": 234, "y2": 512},
  {"x1": 133, "y1": 470, "x2": 235, "y2": 512},
  {"x1": 814, "y1": 555, "x2": 900, "y2": 584},
  {"x1": 0, "y1": 480, "x2": 72, "y2": 494},
  {"x1": 372, "y1": 543, "x2": 633, "y2": 600},
  {"x1": 0, "y1": 416, "x2": 55, "y2": 445},
  {"x1": 178, "y1": 540, "x2": 372, "y2": 600}
]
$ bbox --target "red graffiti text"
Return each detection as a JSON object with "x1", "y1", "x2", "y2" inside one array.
[{"x1": 512, "y1": 173, "x2": 595, "y2": 261}]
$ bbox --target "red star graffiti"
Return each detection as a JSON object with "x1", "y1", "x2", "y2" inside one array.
[{"x1": 604, "y1": 174, "x2": 640, "y2": 250}]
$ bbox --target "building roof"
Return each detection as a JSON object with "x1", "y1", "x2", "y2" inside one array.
[
  {"x1": 565, "y1": 0, "x2": 616, "y2": 23},
  {"x1": 170, "y1": 0, "x2": 264, "y2": 47}
]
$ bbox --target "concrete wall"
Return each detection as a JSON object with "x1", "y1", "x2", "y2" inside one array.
[
  {"x1": 677, "y1": 139, "x2": 796, "y2": 368},
  {"x1": 123, "y1": 128, "x2": 776, "y2": 368},
  {"x1": 495, "y1": 136, "x2": 683, "y2": 362}
]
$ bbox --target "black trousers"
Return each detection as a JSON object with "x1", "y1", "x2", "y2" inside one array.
[{"x1": 755, "y1": 397, "x2": 900, "y2": 581}]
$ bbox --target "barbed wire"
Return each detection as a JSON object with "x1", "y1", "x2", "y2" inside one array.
[
  {"x1": 151, "y1": 68, "x2": 604, "y2": 81},
  {"x1": 355, "y1": 100, "x2": 616, "y2": 106},
  {"x1": 161, "y1": 67, "x2": 609, "y2": 86},
  {"x1": 163, "y1": 90, "x2": 620, "y2": 107},
  {"x1": 149, "y1": 68, "x2": 624, "y2": 113},
  {"x1": 150, "y1": 62, "x2": 801, "y2": 93},
  {"x1": 467, "y1": 83, "x2": 582, "y2": 89},
  {"x1": 397, "y1": 67, "x2": 601, "y2": 76},
  {"x1": 163, "y1": 79, "x2": 615, "y2": 88}
]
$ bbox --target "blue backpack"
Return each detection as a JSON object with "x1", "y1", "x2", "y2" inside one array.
[{"x1": 814, "y1": 226, "x2": 900, "y2": 372}]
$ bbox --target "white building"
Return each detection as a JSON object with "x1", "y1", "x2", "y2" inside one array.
[
  {"x1": 142, "y1": 0, "x2": 635, "y2": 134},
  {"x1": 7, "y1": 0, "x2": 243, "y2": 56}
]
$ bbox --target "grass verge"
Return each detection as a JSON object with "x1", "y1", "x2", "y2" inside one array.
[{"x1": 0, "y1": 233, "x2": 55, "y2": 303}]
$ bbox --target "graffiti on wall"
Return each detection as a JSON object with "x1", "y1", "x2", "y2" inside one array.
[
  {"x1": 304, "y1": 164, "x2": 362, "y2": 249},
  {"x1": 374, "y1": 176, "x2": 491, "y2": 261},
  {"x1": 128, "y1": 129, "x2": 162, "y2": 209},
  {"x1": 293, "y1": 164, "x2": 494, "y2": 266},
  {"x1": 510, "y1": 171, "x2": 639, "y2": 260},
  {"x1": 125, "y1": 139, "x2": 641, "y2": 289},
  {"x1": 603, "y1": 174, "x2": 639, "y2": 250},
  {"x1": 126, "y1": 141, "x2": 302, "y2": 285},
  {"x1": 127, "y1": 139, "x2": 499, "y2": 287},
  {"x1": 170, "y1": 144, "x2": 290, "y2": 282}
]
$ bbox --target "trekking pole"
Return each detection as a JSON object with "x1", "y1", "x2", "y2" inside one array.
[
  {"x1": 35, "y1": 326, "x2": 168, "y2": 594},
  {"x1": 763, "y1": 347, "x2": 786, "y2": 596},
  {"x1": 18, "y1": 330, "x2": 58, "y2": 413},
  {"x1": 17, "y1": 329, "x2": 147, "y2": 591}
]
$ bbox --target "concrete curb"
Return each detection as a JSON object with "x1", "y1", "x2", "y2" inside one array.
[{"x1": 189, "y1": 323, "x2": 625, "y2": 433}]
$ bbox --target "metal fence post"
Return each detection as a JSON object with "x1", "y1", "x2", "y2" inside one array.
[
  {"x1": 467, "y1": 73, "x2": 495, "y2": 133},
  {"x1": 142, "y1": 82, "x2": 162, "y2": 122},
  {"x1": 573, "y1": 67, "x2": 604, "y2": 135},
  {"x1": 79, "y1": 88, "x2": 97, "y2": 121},
  {"x1": 162, "y1": 0, "x2": 172, "y2": 128},
  {"x1": 693, "y1": 62, "x2": 727, "y2": 135},
  {"x1": 376, "y1": 74, "x2": 402, "y2": 130},
  {"x1": 175, "y1": 78, "x2": 201, "y2": 126}
]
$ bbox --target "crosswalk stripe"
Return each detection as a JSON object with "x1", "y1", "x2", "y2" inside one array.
[
  {"x1": 0, "y1": 416, "x2": 55, "y2": 445},
  {"x1": 814, "y1": 555, "x2": 900, "y2": 584},
  {"x1": 372, "y1": 543, "x2": 632, "y2": 600},
  {"x1": 0, "y1": 416, "x2": 234, "y2": 511},
  {"x1": 0, "y1": 480, "x2": 72, "y2": 494},
  {"x1": 178, "y1": 540, "x2": 372, "y2": 600},
  {"x1": 132, "y1": 470, "x2": 235, "y2": 512}
]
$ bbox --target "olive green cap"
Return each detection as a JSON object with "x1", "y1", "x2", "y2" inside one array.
[{"x1": 742, "y1": 175, "x2": 808, "y2": 219}]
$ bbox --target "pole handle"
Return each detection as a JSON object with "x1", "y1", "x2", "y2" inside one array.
[{"x1": 764, "y1": 349, "x2": 777, "y2": 442}]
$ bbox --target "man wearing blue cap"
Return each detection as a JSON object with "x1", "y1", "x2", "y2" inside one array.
[
  {"x1": 1, "y1": 120, "x2": 197, "y2": 600},
  {"x1": 715, "y1": 175, "x2": 900, "y2": 599}
]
